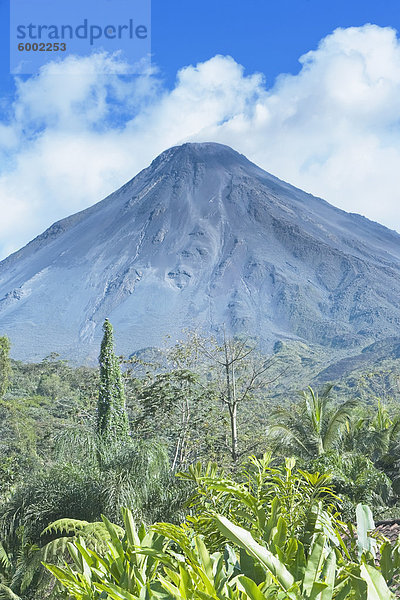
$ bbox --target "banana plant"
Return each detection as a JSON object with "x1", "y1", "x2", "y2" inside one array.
[
  {"x1": 216, "y1": 514, "x2": 394, "y2": 600},
  {"x1": 45, "y1": 505, "x2": 398, "y2": 600},
  {"x1": 355, "y1": 504, "x2": 377, "y2": 560}
]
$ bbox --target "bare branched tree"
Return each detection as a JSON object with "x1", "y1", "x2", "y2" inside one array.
[{"x1": 196, "y1": 328, "x2": 283, "y2": 462}]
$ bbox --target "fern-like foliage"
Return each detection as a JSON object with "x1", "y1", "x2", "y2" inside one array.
[{"x1": 41, "y1": 517, "x2": 124, "y2": 560}]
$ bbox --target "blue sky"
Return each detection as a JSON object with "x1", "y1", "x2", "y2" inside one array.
[
  {"x1": 152, "y1": 0, "x2": 400, "y2": 86},
  {"x1": 2, "y1": 0, "x2": 400, "y2": 95},
  {"x1": 1, "y1": 0, "x2": 400, "y2": 259}
]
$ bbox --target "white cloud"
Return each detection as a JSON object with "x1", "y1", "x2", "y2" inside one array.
[{"x1": 1, "y1": 24, "x2": 400, "y2": 259}]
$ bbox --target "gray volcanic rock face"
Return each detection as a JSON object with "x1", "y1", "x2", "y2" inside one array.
[{"x1": 1, "y1": 141, "x2": 400, "y2": 363}]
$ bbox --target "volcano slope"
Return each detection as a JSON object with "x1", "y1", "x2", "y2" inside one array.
[{"x1": 1, "y1": 142, "x2": 400, "y2": 363}]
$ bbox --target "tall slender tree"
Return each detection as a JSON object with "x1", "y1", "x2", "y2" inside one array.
[
  {"x1": 0, "y1": 335, "x2": 10, "y2": 400},
  {"x1": 97, "y1": 320, "x2": 129, "y2": 440}
]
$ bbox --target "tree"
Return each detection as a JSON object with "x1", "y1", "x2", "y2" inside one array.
[
  {"x1": 197, "y1": 331, "x2": 279, "y2": 462},
  {"x1": 359, "y1": 401, "x2": 400, "y2": 461},
  {"x1": 129, "y1": 334, "x2": 222, "y2": 470},
  {"x1": 0, "y1": 336, "x2": 11, "y2": 400},
  {"x1": 97, "y1": 320, "x2": 129, "y2": 441},
  {"x1": 342, "y1": 400, "x2": 400, "y2": 498},
  {"x1": 135, "y1": 369, "x2": 205, "y2": 469},
  {"x1": 269, "y1": 385, "x2": 356, "y2": 458},
  {"x1": 311, "y1": 451, "x2": 393, "y2": 516}
]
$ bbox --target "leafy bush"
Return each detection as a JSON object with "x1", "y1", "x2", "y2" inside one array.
[
  {"x1": 45, "y1": 503, "x2": 398, "y2": 599},
  {"x1": 178, "y1": 453, "x2": 341, "y2": 550}
]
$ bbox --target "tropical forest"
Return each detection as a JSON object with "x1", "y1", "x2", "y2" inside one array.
[{"x1": 1, "y1": 321, "x2": 400, "y2": 599}]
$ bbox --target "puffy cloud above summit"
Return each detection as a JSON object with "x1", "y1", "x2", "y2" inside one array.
[{"x1": 1, "y1": 24, "x2": 400, "y2": 258}]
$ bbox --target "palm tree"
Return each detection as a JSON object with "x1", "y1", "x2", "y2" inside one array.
[
  {"x1": 0, "y1": 431, "x2": 186, "y2": 547},
  {"x1": 0, "y1": 534, "x2": 48, "y2": 600},
  {"x1": 343, "y1": 401, "x2": 400, "y2": 494},
  {"x1": 268, "y1": 385, "x2": 356, "y2": 458},
  {"x1": 358, "y1": 401, "x2": 400, "y2": 461},
  {"x1": 312, "y1": 451, "x2": 393, "y2": 514}
]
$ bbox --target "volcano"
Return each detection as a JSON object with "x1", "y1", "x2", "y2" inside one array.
[{"x1": 1, "y1": 142, "x2": 400, "y2": 362}]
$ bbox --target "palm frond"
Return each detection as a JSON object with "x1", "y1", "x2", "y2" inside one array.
[
  {"x1": 267, "y1": 424, "x2": 311, "y2": 456},
  {"x1": 323, "y1": 400, "x2": 357, "y2": 451},
  {"x1": 0, "y1": 584, "x2": 21, "y2": 600},
  {"x1": 0, "y1": 542, "x2": 11, "y2": 572},
  {"x1": 42, "y1": 518, "x2": 90, "y2": 537}
]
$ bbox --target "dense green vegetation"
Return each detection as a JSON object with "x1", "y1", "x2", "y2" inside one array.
[
  {"x1": 45, "y1": 479, "x2": 399, "y2": 599},
  {"x1": 1, "y1": 326, "x2": 400, "y2": 598}
]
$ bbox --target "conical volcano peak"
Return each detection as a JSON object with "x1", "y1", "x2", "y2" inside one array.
[
  {"x1": 156, "y1": 141, "x2": 246, "y2": 161},
  {"x1": 148, "y1": 141, "x2": 252, "y2": 174},
  {"x1": 2, "y1": 142, "x2": 400, "y2": 363}
]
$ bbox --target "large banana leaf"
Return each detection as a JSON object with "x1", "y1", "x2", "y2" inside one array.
[
  {"x1": 215, "y1": 515, "x2": 295, "y2": 596},
  {"x1": 359, "y1": 564, "x2": 394, "y2": 600}
]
